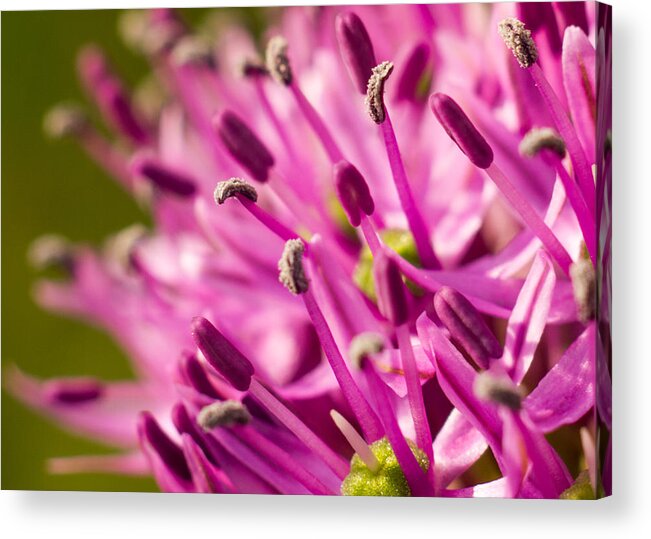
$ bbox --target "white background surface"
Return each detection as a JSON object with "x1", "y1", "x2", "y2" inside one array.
[{"x1": 1, "y1": 0, "x2": 649, "y2": 537}]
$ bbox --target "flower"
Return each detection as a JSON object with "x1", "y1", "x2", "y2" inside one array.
[{"x1": 7, "y1": 2, "x2": 611, "y2": 498}]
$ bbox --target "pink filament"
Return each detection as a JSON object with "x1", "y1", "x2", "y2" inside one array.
[
  {"x1": 303, "y1": 289, "x2": 384, "y2": 442},
  {"x1": 248, "y1": 378, "x2": 349, "y2": 479},
  {"x1": 486, "y1": 163, "x2": 573, "y2": 275},
  {"x1": 529, "y1": 63, "x2": 596, "y2": 216},
  {"x1": 380, "y1": 112, "x2": 440, "y2": 269},
  {"x1": 239, "y1": 197, "x2": 298, "y2": 241},
  {"x1": 396, "y1": 324, "x2": 434, "y2": 465},
  {"x1": 289, "y1": 83, "x2": 344, "y2": 163}
]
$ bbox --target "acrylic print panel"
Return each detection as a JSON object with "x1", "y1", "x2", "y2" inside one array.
[{"x1": 1, "y1": 2, "x2": 611, "y2": 498}]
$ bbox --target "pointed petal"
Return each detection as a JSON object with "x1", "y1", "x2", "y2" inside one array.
[
  {"x1": 525, "y1": 323, "x2": 596, "y2": 432},
  {"x1": 501, "y1": 251, "x2": 557, "y2": 382}
]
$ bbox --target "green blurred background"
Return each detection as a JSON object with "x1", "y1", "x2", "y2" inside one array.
[{"x1": 1, "y1": 8, "x2": 264, "y2": 492}]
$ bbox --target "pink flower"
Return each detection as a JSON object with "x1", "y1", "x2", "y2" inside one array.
[{"x1": 8, "y1": 2, "x2": 611, "y2": 498}]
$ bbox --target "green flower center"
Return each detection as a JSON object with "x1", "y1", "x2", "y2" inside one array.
[
  {"x1": 341, "y1": 437, "x2": 429, "y2": 496},
  {"x1": 353, "y1": 229, "x2": 422, "y2": 301}
]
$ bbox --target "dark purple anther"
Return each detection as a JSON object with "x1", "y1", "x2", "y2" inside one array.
[
  {"x1": 130, "y1": 155, "x2": 197, "y2": 197},
  {"x1": 433, "y1": 287, "x2": 502, "y2": 370},
  {"x1": 333, "y1": 160, "x2": 375, "y2": 227},
  {"x1": 215, "y1": 111, "x2": 275, "y2": 183},
  {"x1": 191, "y1": 317, "x2": 255, "y2": 391},
  {"x1": 335, "y1": 12, "x2": 377, "y2": 94},
  {"x1": 373, "y1": 251, "x2": 409, "y2": 326},
  {"x1": 180, "y1": 351, "x2": 220, "y2": 399},
  {"x1": 394, "y1": 42, "x2": 431, "y2": 102},
  {"x1": 139, "y1": 411, "x2": 191, "y2": 481},
  {"x1": 44, "y1": 378, "x2": 104, "y2": 405},
  {"x1": 429, "y1": 93, "x2": 494, "y2": 169}
]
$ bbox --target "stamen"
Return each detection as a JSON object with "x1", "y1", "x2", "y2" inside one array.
[
  {"x1": 171, "y1": 36, "x2": 216, "y2": 69},
  {"x1": 498, "y1": 17, "x2": 539, "y2": 69},
  {"x1": 429, "y1": 93, "x2": 494, "y2": 169},
  {"x1": 372, "y1": 250, "x2": 409, "y2": 326},
  {"x1": 214, "y1": 178, "x2": 258, "y2": 205},
  {"x1": 520, "y1": 128, "x2": 597, "y2": 265},
  {"x1": 365, "y1": 61, "x2": 394, "y2": 124},
  {"x1": 330, "y1": 410, "x2": 380, "y2": 472},
  {"x1": 519, "y1": 127, "x2": 566, "y2": 159},
  {"x1": 335, "y1": 12, "x2": 377, "y2": 94},
  {"x1": 278, "y1": 239, "x2": 309, "y2": 295},
  {"x1": 348, "y1": 332, "x2": 385, "y2": 368},
  {"x1": 498, "y1": 17, "x2": 596, "y2": 215},
  {"x1": 333, "y1": 160, "x2": 375, "y2": 227},
  {"x1": 265, "y1": 36, "x2": 292, "y2": 86},
  {"x1": 430, "y1": 93, "x2": 573, "y2": 274},
  {"x1": 215, "y1": 110, "x2": 275, "y2": 183},
  {"x1": 43, "y1": 104, "x2": 89, "y2": 139},
  {"x1": 130, "y1": 154, "x2": 197, "y2": 197},
  {"x1": 433, "y1": 286, "x2": 502, "y2": 370},
  {"x1": 27, "y1": 234, "x2": 75, "y2": 273},
  {"x1": 190, "y1": 317, "x2": 255, "y2": 391},
  {"x1": 473, "y1": 371, "x2": 523, "y2": 410},
  {"x1": 197, "y1": 400, "x2": 251, "y2": 431},
  {"x1": 248, "y1": 378, "x2": 350, "y2": 479},
  {"x1": 43, "y1": 378, "x2": 104, "y2": 405},
  {"x1": 569, "y1": 257, "x2": 596, "y2": 322}
]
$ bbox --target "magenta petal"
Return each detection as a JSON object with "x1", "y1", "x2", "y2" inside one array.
[
  {"x1": 501, "y1": 251, "x2": 557, "y2": 383},
  {"x1": 524, "y1": 323, "x2": 596, "y2": 432},
  {"x1": 512, "y1": 412, "x2": 572, "y2": 498},
  {"x1": 562, "y1": 26, "x2": 597, "y2": 162},
  {"x1": 433, "y1": 409, "x2": 487, "y2": 489}
]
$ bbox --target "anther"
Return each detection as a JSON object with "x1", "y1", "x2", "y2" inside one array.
[
  {"x1": 191, "y1": 317, "x2": 255, "y2": 391},
  {"x1": 373, "y1": 250, "x2": 409, "y2": 326},
  {"x1": 265, "y1": 36, "x2": 293, "y2": 86},
  {"x1": 43, "y1": 104, "x2": 89, "y2": 139},
  {"x1": 519, "y1": 127, "x2": 566, "y2": 159},
  {"x1": 103, "y1": 224, "x2": 148, "y2": 271},
  {"x1": 171, "y1": 36, "x2": 216, "y2": 69},
  {"x1": 197, "y1": 400, "x2": 251, "y2": 431},
  {"x1": 434, "y1": 287, "x2": 502, "y2": 370},
  {"x1": 215, "y1": 110, "x2": 275, "y2": 183},
  {"x1": 333, "y1": 160, "x2": 375, "y2": 227},
  {"x1": 365, "y1": 61, "x2": 394, "y2": 124},
  {"x1": 348, "y1": 332, "x2": 386, "y2": 368},
  {"x1": 278, "y1": 239, "x2": 309, "y2": 295},
  {"x1": 473, "y1": 372, "x2": 523, "y2": 410},
  {"x1": 335, "y1": 12, "x2": 377, "y2": 94},
  {"x1": 430, "y1": 93, "x2": 494, "y2": 169},
  {"x1": 43, "y1": 378, "x2": 104, "y2": 405},
  {"x1": 130, "y1": 154, "x2": 197, "y2": 197},
  {"x1": 214, "y1": 178, "x2": 258, "y2": 205},
  {"x1": 570, "y1": 258, "x2": 596, "y2": 322},
  {"x1": 498, "y1": 17, "x2": 539, "y2": 69},
  {"x1": 27, "y1": 234, "x2": 75, "y2": 273}
]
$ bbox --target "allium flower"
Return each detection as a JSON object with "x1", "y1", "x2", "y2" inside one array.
[{"x1": 7, "y1": 2, "x2": 611, "y2": 498}]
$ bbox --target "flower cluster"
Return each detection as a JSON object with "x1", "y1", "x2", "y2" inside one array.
[{"x1": 8, "y1": 2, "x2": 612, "y2": 498}]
